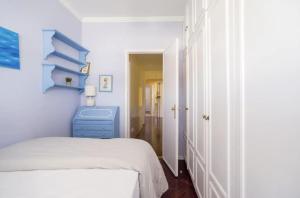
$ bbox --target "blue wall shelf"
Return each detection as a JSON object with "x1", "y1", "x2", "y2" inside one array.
[
  {"x1": 42, "y1": 64, "x2": 87, "y2": 92},
  {"x1": 42, "y1": 29, "x2": 89, "y2": 93},
  {"x1": 51, "y1": 51, "x2": 86, "y2": 65}
]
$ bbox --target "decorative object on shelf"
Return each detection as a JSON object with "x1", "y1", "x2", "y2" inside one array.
[
  {"x1": 72, "y1": 106, "x2": 120, "y2": 139},
  {"x1": 85, "y1": 85, "x2": 96, "y2": 106},
  {"x1": 99, "y1": 75, "x2": 113, "y2": 92},
  {"x1": 42, "y1": 64, "x2": 87, "y2": 92},
  {"x1": 65, "y1": 77, "x2": 72, "y2": 86},
  {"x1": 80, "y1": 62, "x2": 91, "y2": 74},
  {"x1": 0, "y1": 27, "x2": 20, "y2": 70},
  {"x1": 42, "y1": 29, "x2": 89, "y2": 93}
]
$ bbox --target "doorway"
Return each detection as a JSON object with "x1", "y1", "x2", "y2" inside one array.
[
  {"x1": 124, "y1": 40, "x2": 179, "y2": 176},
  {"x1": 127, "y1": 53, "x2": 163, "y2": 156}
]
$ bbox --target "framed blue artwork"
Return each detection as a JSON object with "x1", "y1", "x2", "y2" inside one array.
[{"x1": 0, "y1": 27, "x2": 20, "y2": 70}]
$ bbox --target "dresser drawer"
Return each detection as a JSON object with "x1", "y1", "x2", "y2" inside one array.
[
  {"x1": 73, "y1": 125, "x2": 113, "y2": 131},
  {"x1": 72, "y1": 106, "x2": 119, "y2": 139},
  {"x1": 73, "y1": 120, "x2": 113, "y2": 125},
  {"x1": 73, "y1": 130, "x2": 113, "y2": 139}
]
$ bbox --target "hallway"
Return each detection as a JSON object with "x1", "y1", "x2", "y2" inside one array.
[{"x1": 135, "y1": 116, "x2": 162, "y2": 156}]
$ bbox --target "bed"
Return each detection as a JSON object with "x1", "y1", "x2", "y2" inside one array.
[
  {"x1": 0, "y1": 137, "x2": 168, "y2": 198},
  {"x1": 0, "y1": 169, "x2": 139, "y2": 198}
]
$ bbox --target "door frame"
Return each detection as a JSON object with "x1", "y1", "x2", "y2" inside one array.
[{"x1": 124, "y1": 49, "x2": 165, "y2": 138}]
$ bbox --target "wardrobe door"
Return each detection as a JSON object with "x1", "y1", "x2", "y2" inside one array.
[
  {"x1": 186, "y1": 0, "x2": 194, "y2": 35},
  {"x1": 194, "y1": 0, "x2": 205, "y2": 26},
  {"x1": 187, "y1": 142, "x2": 195, "y2": 180},
  {"x1": 207, "y1": 0, "x2": 230, "y2": 197},
  {"x1": 195, "y1": 22, "x2": 207, "y2": 198},
  {"x1": 186, "y1": 43, "x2": 196, "y2": 177},
  {"x1": 187, "y1": 45, "x2": 195, "y2": 146},
  {"x1": 196, "y1": 157, "x2": 206, "y2": 198},
  {"x1": 185, "y1": 3, "x2": 190, "y2": 47}
]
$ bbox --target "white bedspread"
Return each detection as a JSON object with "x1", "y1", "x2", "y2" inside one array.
[
  {"x1": 0, "y1": 169, "x2": 139, "y2": 198},
  {"x1": 0, "y1": 137, "x2": 168, "y2": 198}
]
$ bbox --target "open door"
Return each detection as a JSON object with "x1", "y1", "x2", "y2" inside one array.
[{"x1": 163, "y1": 39, "x2": 179, "y2": 177}]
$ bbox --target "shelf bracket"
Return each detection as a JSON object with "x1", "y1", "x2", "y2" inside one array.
[
  {"x1": 43, "y1": 30, "x2": 56, "y2": 59},
  {"x1": 42, "y1": 65, "x2": 55, "y2": 93}
]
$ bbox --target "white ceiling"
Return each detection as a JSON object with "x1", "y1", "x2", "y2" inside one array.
[{"x1": 60, "y1": 0, "x2": 186, "y2": 21}]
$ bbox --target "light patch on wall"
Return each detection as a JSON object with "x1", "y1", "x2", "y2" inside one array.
[{"x1": 138, "y1": 87, "x2": 143, "y2": 107}]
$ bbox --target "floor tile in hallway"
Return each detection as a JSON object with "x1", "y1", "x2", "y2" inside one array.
[{"x1": 135, "y1": 116, "x2": 162, "y2": 156}]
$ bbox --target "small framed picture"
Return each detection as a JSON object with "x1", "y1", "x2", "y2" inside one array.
[
  {"x1": 99, "y1": 75, "x2": 113, "y2": 92},
  {"x1": 80, "y1": 62, "x2": 91, "y2": 74}
]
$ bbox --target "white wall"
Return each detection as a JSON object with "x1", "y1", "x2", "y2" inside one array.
[
  {"x1": 81, "y1": 21, "x2": 183, "y2": 135},
  {"x1": 81, "y1": 21, "x2": 185, "y2": 158},
  {"x1": 244, "y1": 0, "x2": 300, "y2": 197},
  {"x1": 0, "y1": 0, "x2": 82, "y2": 148}
]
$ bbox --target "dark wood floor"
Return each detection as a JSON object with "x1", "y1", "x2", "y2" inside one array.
[
  {"x1": 133, "y1": 116, "x2": 198, "y2": 197},
  {"x1": 161, "y1": 160, "x2": 198, "y2": 198}
]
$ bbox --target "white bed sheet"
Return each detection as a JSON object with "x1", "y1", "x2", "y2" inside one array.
[{"x1": 0, "y1": 169, "x2": 139, "y2": 198}]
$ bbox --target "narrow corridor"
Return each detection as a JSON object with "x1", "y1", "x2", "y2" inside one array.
[{"x1": 135, "y1": 116, "x2": 162, "y2": 156}]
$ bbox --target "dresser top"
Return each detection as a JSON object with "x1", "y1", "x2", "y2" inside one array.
[{"x1": 73, "y1": 106, "x2": 119, "y2": 121}]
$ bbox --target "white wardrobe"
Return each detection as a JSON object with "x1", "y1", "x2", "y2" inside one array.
[
  {"x1": 185, "y1": 1, "x2": 234, "y2": 197},
  {"x1": 184, "y1": 0, "x2": 300, "y2": 198}
]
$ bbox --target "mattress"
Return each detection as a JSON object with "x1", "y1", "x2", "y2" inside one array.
[{"x1": 0, "y1": 169, "x2": 139, "y2": 198}]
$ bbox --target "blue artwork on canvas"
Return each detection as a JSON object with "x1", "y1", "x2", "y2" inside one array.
[{"x1": 0, "y1": 27, "x2": 20, "y2": 70}]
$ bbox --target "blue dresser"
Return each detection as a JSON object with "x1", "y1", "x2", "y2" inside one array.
[{"x1": 72, "y1": 106, "x2": 119, "y2": 139}]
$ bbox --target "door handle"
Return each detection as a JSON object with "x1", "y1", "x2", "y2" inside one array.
[
  {"x1": 202, "y1": 114, "x2": 210, "y2": 121},
  {"x1": 185, "y1": 107, "x2": 189, "y2": 111},
  {"x1": 206, "y1": 115, "x2": 210, "y2": 121},
  {"x1": 171, "y1": 104, "x2": 176, "y2": 119}
]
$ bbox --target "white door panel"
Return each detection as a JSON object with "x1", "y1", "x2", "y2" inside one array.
[
  {"x1": 163, "y1": 39, "x2": 179, "y2": 177},
  {"x1": 187, "y1": 144, "x2": 195, "y2": 180},
  {"x1": 185, "y1": 2, "x2": 191, "y2": 46},
  {"x1": 185, "y1": 134, "x2": 188, "y2": 163},
  {"x1": 209, "y1": 182, "x2": 223, "y2": 198},
  {"x1": 187, "y1": 0, "x2": 194, "y2": 34},
  {"x1": 186, "y1": 142, "x2": 190, "y2": 171},
  {"x1": 195, "y1": 26, "x2": 206, "y2": 165},
  {"x1": 206, "y1": 0, "x2": 217, "y2": 9},
  {"x1": 187, "y1": 45, "x2": 195, "y2": 146},
  {"x1": 196, "y1": 158, "x2": 206, "y2": 198},
  {"x1": 194, "y1": 21, "x2": 208, "y2": 198},
  {"x1": 185, "y1": 0, "x2": 232, "y2": 197},
  {"x1": 207, "y1": 0, "x2": 229, "y2": 196},
  {"x1": 194, "y1": 0, "x2": 205, "y2": 25}
]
